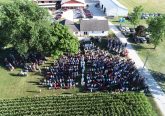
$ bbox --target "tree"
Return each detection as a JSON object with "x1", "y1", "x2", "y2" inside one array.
[
  {"x1": 135, "y1": 25, "x2": 146, "y2": 37},
  {"x1": 147, "y1": 15, "x2": 165, "y2": 49},
  {"x1": 0, "y1": 0, "x2": 52, "y2": 56},
  {"x1": 129, "y1": 6, "x2": 143, "y2": 28},
  {"x1": 0, "y1": 0, "x2": 79, "y2": 57},
  {"x1": 51, "y1": 23, "x2": 80, "y2": 58}
]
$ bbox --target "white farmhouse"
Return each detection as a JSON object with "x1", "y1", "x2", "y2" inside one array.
[
  {"x1": 79, "y1": 19, "x2": 109, "y2": 36},
  {"x1": 61, "y1": 19, "x2": 109, "y2": 37},
  {"x1": 99, "y1": 0, "x2": 128, "y2": 16}
]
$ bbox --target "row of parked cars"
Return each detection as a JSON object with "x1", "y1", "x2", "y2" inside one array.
[
  {"x1": 133, "y1": 35, "x2": 150, "y2": 43},
  {"x1": 118, "y1": 26, "x2": 151, "y2": 43},
  {"x1": 118, "y1": 26, "x2": 135, "y2": 36},
  {"x1": 54, "y1": 8, "x2": 93, "y2": 20},
  {"x1": 141, "y1": 13, "x2": 161, "y2": 19},
  {"x1": 83, "y1": 9, "x2": 93, "y2": 18},
  {"x1": 54, "y1": 10, "x2": 63, "y2": 20}
]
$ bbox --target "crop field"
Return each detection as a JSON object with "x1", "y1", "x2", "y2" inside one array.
[{"x1": 0, "y1": 93, "x2": 157, "y2": 116}]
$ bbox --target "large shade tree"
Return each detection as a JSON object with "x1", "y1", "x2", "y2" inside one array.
[
  {"x1": 0, "y1": 0, "x2": 79, "y2": 57},
  {"x1": 50, "y1": 23, "x2": 80, "y2": 58},
  {"x1": 147, "y1": 15, "x2": 165, "y2": 49}
]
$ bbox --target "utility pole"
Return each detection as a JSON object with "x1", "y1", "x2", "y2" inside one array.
[{"x1": 143, "y1": 51, "x2": 149, "y2": 68}]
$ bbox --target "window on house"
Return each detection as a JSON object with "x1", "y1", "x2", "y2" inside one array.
[
  {"x1": 84, "y1": 32, "x2": 87, "y2": 35},
  {"x1": 41, "y1": 1, "x2": 44, "y2": 3}
]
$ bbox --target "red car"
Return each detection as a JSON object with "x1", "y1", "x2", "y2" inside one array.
[{"x1": 55, "y1": 14, "x2": 62, "y2": 20}]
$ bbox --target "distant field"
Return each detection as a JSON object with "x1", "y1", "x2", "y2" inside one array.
[{"x1": 118, "y1": 0, "x2": 165, "y2": 13}]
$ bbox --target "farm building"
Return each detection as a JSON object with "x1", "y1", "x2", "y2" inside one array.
[
  {"x1": 33, "y1": 0, "x2": 61, "y2": 11},
  {"x1": 79, "y1": 19, "x2": 109, "y2": 36},
  {"x1": 61, "y1": 19, "x2": 109, "y2": 37},
  {"x1": 61, "y1": 0, "x2": 86, "y2": 9},
  {"x1": 99, "y1": 0, "x2": 128, "y2": 16}
]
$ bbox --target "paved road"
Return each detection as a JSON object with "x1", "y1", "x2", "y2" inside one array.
[
  {"x1": 109, "y1": 22, "x2": 165, "y2": 116},
  {"x1": 62, "y1": 10, "x2": 74, "y2": 21},
  {"x1": 85, "y1": 0, "x2": 106, "y2": 19}
]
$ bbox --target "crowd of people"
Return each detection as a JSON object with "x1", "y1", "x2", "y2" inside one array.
[
  {"x1": 42, "y1": 54, "x2": 81, "y2": 89},
  {"x1": 42, "y1": 41, "x2": 146, "y2": 92},
  {"x1": 84, "y1": 45, "x2": 145, "y2": 92},
  {"x1": 107, "y1": 38, "x2": 128, "y2": 57},
  {"x1": 4, "y1": 52, "x2": 46, "y2": 76}
]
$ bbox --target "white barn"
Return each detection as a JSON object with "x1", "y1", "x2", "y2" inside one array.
[{"x1": 99, "y1": 0, "x2": 128, "y2": 16}]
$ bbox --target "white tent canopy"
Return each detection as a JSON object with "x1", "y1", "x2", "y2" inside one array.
[{"x1": 100, "y1": 0, "x2": 128, "y2": 16}]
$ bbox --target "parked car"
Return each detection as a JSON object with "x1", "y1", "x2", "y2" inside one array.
[
  {"x1": 77, "y1": 15, "x2": 83, "y2": 18},
  {"x1": 119, "y1": 26, "x2": 130, "y2": 32},
  {"x1": 141, "y1": 12, "x2": 161, "y2": 19},
  {"x1": 56, "y1": 11, "x2": 63, "y2": 15},
  {"x1": 134, "y1": 36, "x2": 147, "y2": 43},
  {"x1": 129, "y1": 28, "x2": 135, "y2": 34},
  {"x1": 95, "y1": 3, "x2": 100, "y2": 8},
  {"x1": 55, "y1": 14, "x2": 62, "y2": 20},
  {"x1": 62, "y1": 8, "x2": 68, "y2": 11}
]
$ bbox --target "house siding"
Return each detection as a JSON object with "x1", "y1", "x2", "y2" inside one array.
[{"x1": 73, "y1": 31, "x2": 108, "y2": 37}]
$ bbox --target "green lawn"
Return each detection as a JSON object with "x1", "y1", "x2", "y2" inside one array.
[
  {"x1": 0, "y1": 66, "x2": 80, "y2": 99},
  {"x1": 110, "y1": 17, "x2": 148, "y2": 27},
  {"x1": 131, "y1": 42, "x2": 165, "y2": 92},
  {"x1": 118, "y1": 0, "x2": 165, "y2": 13}
]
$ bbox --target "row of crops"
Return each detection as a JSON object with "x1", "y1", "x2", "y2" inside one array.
[{"x1": 0, "y1": 93, "x2": 156, "y2": 116}]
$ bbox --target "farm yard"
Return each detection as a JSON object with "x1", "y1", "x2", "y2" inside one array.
[{"x1": 0, "y1": 0, "x2": 165, "y2": 116}]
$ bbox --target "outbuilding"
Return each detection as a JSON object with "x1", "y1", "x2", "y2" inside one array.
[
  {"x1": 99, "y1": 0, "x2": 128, "y2": 16},
  {"x1": 33, "y1": 0, "x2": 60, "y2": 11}
]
